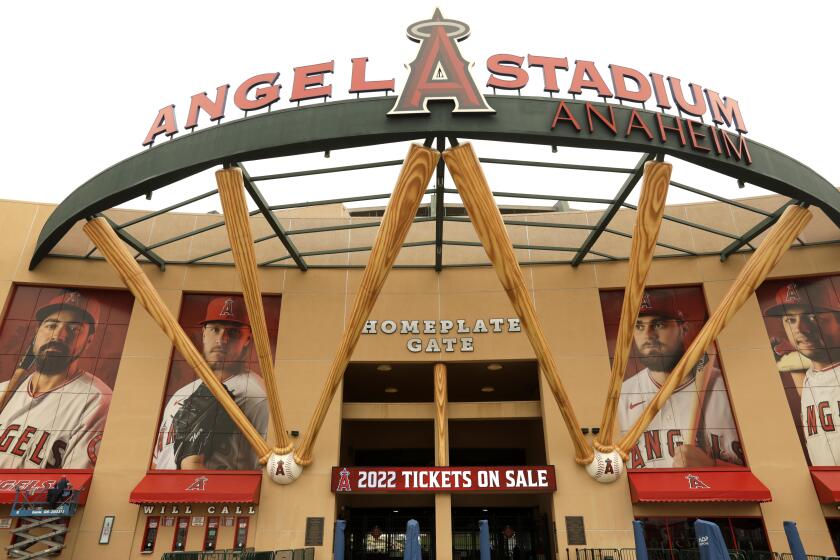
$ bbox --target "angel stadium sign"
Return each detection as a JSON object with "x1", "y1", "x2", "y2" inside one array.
[
  {"x1": 143, "y1": 8, "x2": 749, "y2": 163},
  {"x1": 34, "y1": 8, "x2": 840, "y2": 270}
]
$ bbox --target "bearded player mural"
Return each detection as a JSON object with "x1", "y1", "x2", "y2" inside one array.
[
  {"x1": 153, "y1": 294, "x2": 280, "y2": 471},
  {"x1": 0, "y1": 286, "x2": 133, "y2": 469},
  {"x1": 600, "y1": 287, "x2": 744, "y2": 469},
  {"x1": 757, "y1": 276, "x2": 840, "y2": 466}
]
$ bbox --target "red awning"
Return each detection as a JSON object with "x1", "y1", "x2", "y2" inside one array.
[
  {"x1": 628, "y1": 468, "x2": 771, "y2": 503},
  {"x1": 0, "y1": 469, "x2": 93, "y2": 505},
  {"x1": 809, "y1": 468, "x2": 840, "y2": 503},
  {"x1": 130, "y1": 471, "x2": 262, "y2": 504}
]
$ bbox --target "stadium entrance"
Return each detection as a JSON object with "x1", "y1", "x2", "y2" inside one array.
[
  {"x1": 452, "y1": 507, "x2": 552, "y2": 560},
  {"x1": 343, "y1": 507, "x2": 435, "y2": 560}
]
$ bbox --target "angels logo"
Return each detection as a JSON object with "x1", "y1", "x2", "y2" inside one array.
[
  {"x1": 63, "y1": 291, "x2": 83, "y2": 306},
  {"x1": 783, "y1": 283, "x2": 802, "y2": 305},
  {"x1": 640, "y1": 292, "x2": 653, "y2": 311},
  {"x1": 186, "y1": 476, "x2": 208, "y2": 491},
  {"x1": 685, "y1": 473, "x2": 710, "y2": 489},
  {"x1": 219, "y1": 298, "x2": 235, "y2": 318},
  {"x1": 336, "y1": 468, "x2": 352, "y2": 492},
  {"x1": 389, "y1": 9, "x2": 494, "y2": 115},
  {"x1": 603, "y1": 458, "x2": 615, "y2": 475}
]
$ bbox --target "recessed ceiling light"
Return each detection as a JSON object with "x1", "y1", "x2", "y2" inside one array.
[
  {"x1": 393, "y1": 510, "x2": 399, "y2": 513},
  {"x1": 385, "y1": 387, "x2": 399, "y2": 393},
  {"x1": 486, "y1": 363, "x2": 503, "y2": 371},
  {"x1": 481, "y1": 386, "x2": 495, "y2": 393},
  {"x1": 376, "y1": 364, "x2": 392, "y2": 372}
]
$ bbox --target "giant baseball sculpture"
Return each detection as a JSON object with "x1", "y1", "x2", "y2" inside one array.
[
  {"x1": 84, "y1": 140, "x2": 811, "y2": 486},
  {"x1": 616, "y1": 204, "x2": 812, "y2": 457},
  {"x1": 593, "y1": 160, "x2": 670, "y2": 454},
  {"x1": 216, "y1": 167, "x2": 292, "y2": 456}
]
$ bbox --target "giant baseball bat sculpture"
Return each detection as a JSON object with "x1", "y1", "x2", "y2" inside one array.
[
  {"x1": 442, "y1": 143, "x2": 594, "y2": 466},
  {"x1": 291, "y1": 144, "x2": 439, "y2": 474},
  {"x1": 594, "y1": 161, "x2": 670, "y2": 453},
  {"x1": 83, "y1": 217, "x2": 272, "y2": 461},
  {"x1": 617, "y1": 204, "x2": 812, "y2": 457},
  {"x1": 216, "y1": 167, "x2": 292, "y2": 454}
]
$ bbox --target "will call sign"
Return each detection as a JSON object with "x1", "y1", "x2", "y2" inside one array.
[
  {"x1": 144, "y1": 10, "x2": 746, "y2": 147},
  {"x1": 331, "y1": 466, "x2": 557, "y2": 494}
]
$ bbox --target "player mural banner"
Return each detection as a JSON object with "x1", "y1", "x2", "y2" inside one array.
[
  {"x1": 600, "y1": 287, "x2": 745, "y2": 469},
  {"x1": 152, "y1": 293, "x2": 281, "y2": 471},
  {"x1": 756, "y1": 275, "x2": 840, "y2": 466},
  {"x1": 0, "y1": 285, "x2": 134, "y2": 469}
]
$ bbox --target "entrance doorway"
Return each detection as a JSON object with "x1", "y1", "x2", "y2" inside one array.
[
  {"x1": 345, "y1": 507, "x2": 435, "y2": 560},
  {"x1": 452, "y1": 507, "x2": 551, "y2": 560}
]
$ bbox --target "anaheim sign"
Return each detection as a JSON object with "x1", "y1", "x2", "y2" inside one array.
[
  {"x1": 330, "y1": 465, "x2": 556, "y2": 494},
  {"x1": 143, "y1": 10, "x2": 747, "y2": 147}
]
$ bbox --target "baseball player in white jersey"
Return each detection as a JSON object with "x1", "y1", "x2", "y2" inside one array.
[
  {"x1": 0, "y1": 290, "x2": 111, "y2": 469},
  {"x1": 618, "y1": 290, "x2": 744, "y2": 468},
  {"x1": 153, "y1": 295, "x2": 268, "y2": 470},
  {"x1": 765, "y1": 279, "x2": 840, "y2": 466}
]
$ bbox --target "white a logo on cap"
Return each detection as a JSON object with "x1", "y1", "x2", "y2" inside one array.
[
  {"x1": 640, "y1": 292, "x2": 652, "y2": 311},
  {"x1": 220, "y1": 298, "x2": 234, "y2": 318},
  {"x1": 784, "y1": 283, "x2": 801, "y2": 304},
  {"x1": 65, "y1": 291, "x2": 82, "y2": 305}
]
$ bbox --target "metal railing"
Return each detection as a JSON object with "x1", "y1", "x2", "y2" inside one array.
[
  {"x1": 161, "y1": 551, "x2": 275, "y2": 560},
  {"x1": 573, "y1": 548, "x2": 834, "y2": 560}
]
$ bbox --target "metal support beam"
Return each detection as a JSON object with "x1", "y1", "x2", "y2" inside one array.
[
  {"x1": 435, "y1": 137, "x2": 446, "y2": 271},
  {"x1": 116, "y1": 189, "x2": 219, "y2": 229},
  {"x1": 441, "y1": 188, "x2": 614, "y2": 206},
  {"x1": 719, "y1": 201, "x2": 798, "y2": 261},
  {"x1": 479, "y1": 157, "x2": 635, "y2": 174},
  {"x1": 250, "y1": 159, "x2": 403, "y2": 182},
  {"x1": 237, "y1": 164, "x2": 308, "y2": 271},
  {"x1": 260, "y1": 240, "x2": 436, "y2": 266},
  {"x1": 187, "y1": 217, "x2": 436, "y2": 264},
  {"x1": 94, "y1": 214, "x2": 166, "y2": 271},
  {"x1": 571, "y1": 153, "x2": 654, "y2": 266},
  {"x1": 669, "y1": 181, "x2": 772, "y2": 217}
]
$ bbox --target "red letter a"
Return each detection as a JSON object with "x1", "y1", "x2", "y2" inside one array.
[{"x1": 389, "y1": 9, "x2": 494, "y2": 115}]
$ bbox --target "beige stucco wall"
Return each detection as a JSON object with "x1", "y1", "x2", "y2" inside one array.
[{"x1": 0, "y1": 196, "x2": 838, "y2": 558}]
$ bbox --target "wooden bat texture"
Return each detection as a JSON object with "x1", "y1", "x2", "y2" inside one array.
[
  {"x1": 434, "y1": 363, "x2": 448, "y2": 466},
  {"x1": 83, "y1": 217, "x2": 272, "y2": 461},
  {"x1": 684, "y1": 355, "x2": 716, "y2": 451},
  {"x1": 617, "y1": 204, "x2": 812, "y2": 456},
  {"x1": 294, "y1": 144, "x2": 439, "y2": 466},
  {"x1": 0, "y1": 368, "x2": 29, "y2": 416},
  {"x1": 216, "y1": 167, "x2": 291, "y2": 454},
  {"x1": 442, "y1": 142, "x2": 593, "y2": 465},
  {"x1": 594, "y1": 161, "x2": 671, "y2": 453}
]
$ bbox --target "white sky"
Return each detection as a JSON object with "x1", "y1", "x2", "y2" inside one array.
[{"x1": 1, "y1": 0, "x2": 837, "y2": 216}]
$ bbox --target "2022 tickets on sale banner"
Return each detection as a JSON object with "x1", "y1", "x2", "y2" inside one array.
[{"x1": 331, "y1": 466, "x2": 557, "y2": 493}]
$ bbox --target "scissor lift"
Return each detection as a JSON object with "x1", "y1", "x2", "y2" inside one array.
[{"x1": 6, "y1": 487, "x2": 79, "y2": 560}]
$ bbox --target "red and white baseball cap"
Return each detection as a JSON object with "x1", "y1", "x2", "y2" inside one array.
[
  {"x1": 36, "y1": 290, "x2": 100, "y2": 333},
  {"x1": 764, "y1": 279, "x2": 840, "y2": 316},
  {"x1": 199, "y1": 295, "x2": 251, "y2": 327},
  {"x1": 638, "y1": 290, "x2": 684, "y2": 320}
]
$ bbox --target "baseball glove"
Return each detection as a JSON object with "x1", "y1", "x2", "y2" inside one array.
[{"x1": 173, "y1": 382, "x2": 238, "y2": 469}]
